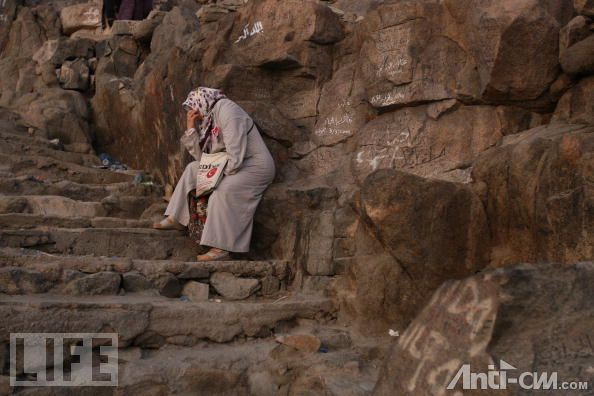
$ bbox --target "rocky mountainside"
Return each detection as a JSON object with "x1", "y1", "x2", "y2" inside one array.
[{"x1": 0, "y1": 0, "x2": 593, "y2": 394}]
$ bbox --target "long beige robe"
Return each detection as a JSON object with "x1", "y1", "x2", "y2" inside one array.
[{"x1": 165, "y1": 99, "x2": 275, "y2": 252}]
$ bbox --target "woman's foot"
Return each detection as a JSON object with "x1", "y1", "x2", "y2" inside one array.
[
  {"x1": 153, "y1": 216, "x2": 185, "y2": 230},
  {"x1": 197, "y1": 248, "x2": 230, "y2": 261}
]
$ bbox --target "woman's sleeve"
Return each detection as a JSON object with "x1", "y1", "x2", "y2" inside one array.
[
  {"x1": 219, "y1": 106, "x2": 251, "y2": 175},
  {"x1": 180, "y1": 128, "x2": 202, "y2": 161}
]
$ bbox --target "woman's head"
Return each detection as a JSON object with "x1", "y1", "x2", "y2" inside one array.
[{"x1": 182, "y1": 87, "x2": 226, "y2": 115}]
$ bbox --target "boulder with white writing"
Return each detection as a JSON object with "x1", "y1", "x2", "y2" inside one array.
[
  {"x1": 373, "y1": 262, "x2": 594, "y2": 395},
  {"x1": 352, "y1": 102, "x2": 543, "y2": 183},
  {"x1": 359, "y1": 0, "x2": 573, "y2": 111},
  {"x1": 60, "y1": 3, "x2": 102, "y2": 36}
]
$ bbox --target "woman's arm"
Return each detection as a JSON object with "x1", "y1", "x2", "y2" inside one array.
[
  {"x1": 180, "y1": 128, "x2": 202, "y2": 161},
  {"x1": 180, "y1": 109, "x2": 203, "y2": 161}
]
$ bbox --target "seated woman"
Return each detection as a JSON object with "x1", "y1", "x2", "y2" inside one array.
[{"x1": 153, "y1": 87, "x2": 275, "y2": 261}]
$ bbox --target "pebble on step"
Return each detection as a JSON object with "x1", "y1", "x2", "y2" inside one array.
[{"x1": 275, "y1": 334, "x2": 322, "y2": 354}]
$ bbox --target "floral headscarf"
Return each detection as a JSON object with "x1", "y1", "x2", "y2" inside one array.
[{"x1": 182, "y1": 87, "x2": 227, "y2": 150}]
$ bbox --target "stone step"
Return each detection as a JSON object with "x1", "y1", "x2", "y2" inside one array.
[
  {"x1": 0, "y1": 131, "x2": 101, "y2": 168},
  {"x1": 0, "y1": 153, "x2": 134, "y2": 184},
  {"x1": 0, "y1": 195, "x2": 106, "y2": 218},
  {"x1": 0, "y1": 332, "x2": 377, "y2": 395},
  {"x1": 0, "y1": 247, "x2": 289, "y2": 298},
  {"x1": 0, "y1": 176, "x2": 164, "y2": 202},
  {"x1": 0, "y1": 227, "x2": 199, "y2": 260},
  {"x1": 0, "y1": 213, "x2": 154, "y2": 229},
  {"x1": 0, "y1": 294, "x2": 335, "y2": 346},
  {"x1": 0, "y1": 194, "x2": 157, "y2": 220}
]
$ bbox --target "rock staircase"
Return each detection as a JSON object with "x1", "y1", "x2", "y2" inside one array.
[{"x1": 0, "y1": 122, "x2": 379, "y2": 395}]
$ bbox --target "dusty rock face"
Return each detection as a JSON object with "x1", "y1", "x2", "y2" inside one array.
[
  {"x1": 373, "y1": 262, "x2": 594, "y2": 395},
  {"x1": 352, "y1": 103, "x2": 543, "y2": 183},
  {"x1": 60, "y1": 3, "x2": 102, "y2": 36},
  {"x1": 359, "y1": 0, "x2": 572, "y2": 111},
  {"x1": 353, "y1": 169, "x2": 489, "y2": 327},
  {"x1": 554, "y1": 76, "x2": 594, "y2": 124},
  {"x1": 472, "y1": 123, "x2": 594, "y2": 266}
]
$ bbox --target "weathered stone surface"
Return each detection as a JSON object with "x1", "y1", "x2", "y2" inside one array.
[
  {"x1": 96, "y1": 35, "x2": 142, "y2": 78},
  {"x1": 152, "y1": 272, "x2": 182, "y2": 298},
  {"x1": 0, "y1": 267, "x2": 50, "y2": 294},
  {"x1": 211, "y1": 272, "x2": 260, "y2": 300},
  {"x1": 123, "y1": 271, "x2": 153, "y2": 292},
  {"x1": 305, "y1": 211, "x2": 334, "y2": 276},
  {"x1": 373, "y1": 262, "x2": 594, "y2": 395},
  {"x1": 360, "y1": 0, "x2": 572, "y2": 110},
  {"x1": 59, "y1": 58, "x2": 90, "y2": 91},
  {"x1": 182, "y1": 281, "x2": 209, "y2": 302},
  {"x1": 560, "y1": 34, "x2": 594, "y2": 76},
  {"x1": 226, "y1": 0, "x2": 343, "y2": 69},
  {"x1": 133, "y1": 11, "x2": 166, "y2": 43},
  {"x1": 0, "y1": 195, "x2": 106, "y2": 218},
  {"x1": 60, "y1": 3, "x2": 102, "y2": 35},
  {"x1": 353, "y1": 104, "x2": 541, "y2": 183},
  {"x1": 0, "y1": 6, "x2": 61, "y2": 106},
  {"x1": 63, "y1": 271, "x2": 121, "y2": 295},
  {"x1": 313, "y1": 62, "x2": 369, "y2": 147},
  {"x1": 554, "y1": 76, "x2": 594, "y2": 124},
  {"x1": 33, "y1": 37, "x2": 95, "y2": 66},
  {"x1": 0, "y1": 295, "x2": 151, "y2": 346},
  {"x1": 472, "y1": 123, "x2": 594, "y2": 266},
  {"x1": 0, "y1": 228, "x2": 199, "y2": 261},
  {"x1": 0, "y1": 294, "x2": 334, "y2": 346},
  {"x1": 574, "y1": 0, "x2": 594, "y2": 16},
  {"x1": 111, "y1": 20, "x2": 141, "y2": 36},
  {"x1": 559, "y1": 16, "x2": 592, "y2": 58},
  {"x1": 18, "y1": 88, "x2": 91, "y2": 144},
  {"x1": 0, "y1": 0, "x2": 19, "y2": 55},
  {"x1": 275, "y1": 334, "x2": 321, "y2": 353},
  {"x1": 357, "y1": 169, "x2": 489, "y2": 326},
  {"x1": 260, "y1": 275, "x2": 280, "y2": 296}
]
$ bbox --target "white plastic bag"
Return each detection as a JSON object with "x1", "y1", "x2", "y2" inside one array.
[{"x1": 195, "y1": 151, "x2": 228, "y2": 197}]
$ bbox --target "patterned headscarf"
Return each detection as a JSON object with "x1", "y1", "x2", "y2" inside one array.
[{"x1": 182, "y1": 87, "x2": 227, "y2": 150}]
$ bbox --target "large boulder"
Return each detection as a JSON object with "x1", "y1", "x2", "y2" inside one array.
[
  {"x1": 373, "y1": 262, "x2": 593, "y2": 395},
  {"x1": 359, "y1": 0, "x2": 573, "y2": 111},
  {"x1": 353, "y1": 102, "x2": 543, "y2": 183},
  {"x1": 472, "y1": 123, "x2": 594, "y2": 266},
  {"x1": 18, "y1": 88, "x2": 92, "y2": 144},
  {"x1": 60, "y1": 3, "x2": 102, "y2": 36},
  {"x1": 225, "y1": 0, "x2": 343, "y2": 71},
  {"x1": 354, "y1": 169, "x2": 489, "y2": 327}
]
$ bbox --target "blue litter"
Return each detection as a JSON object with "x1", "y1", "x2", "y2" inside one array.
[
  {"x1": 133, "y1": 172, "x2": 145, "y2": 185},
  {"x1": 98, "y1": 153, "x2": 128, "y2": 171},
  {"x1": 318, "y1": 347, "x2": 329, "y2": 353}
]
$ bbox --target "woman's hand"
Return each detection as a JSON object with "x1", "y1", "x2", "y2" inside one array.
[{"x1": 186, "y1": 109, "x2": 201, "y2": 130}]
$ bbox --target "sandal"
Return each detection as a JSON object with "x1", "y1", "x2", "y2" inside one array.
[
  {"x1": 153, "y1": 217, "x2": 185, "y2": 230},
  {"x1": 197, "y1": 248, "x2": 230, "y2": 261}
]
